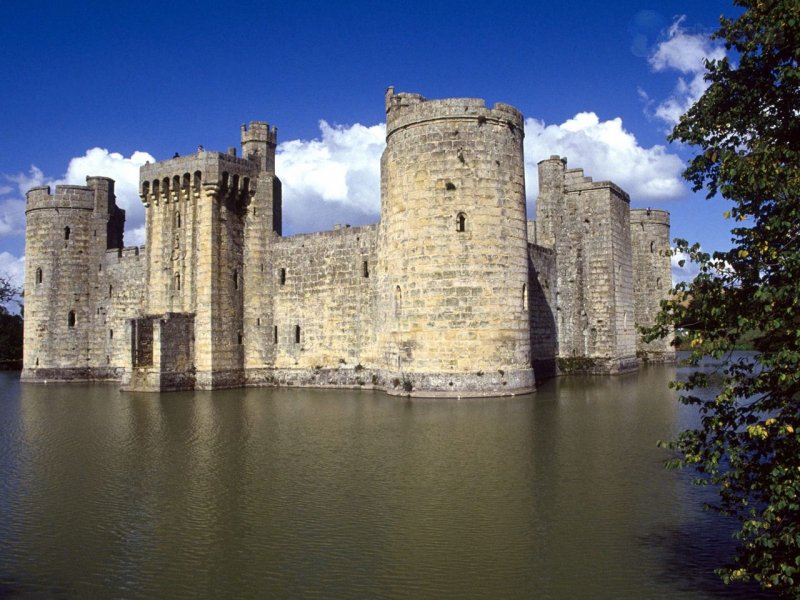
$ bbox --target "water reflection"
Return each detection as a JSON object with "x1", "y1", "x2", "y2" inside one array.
[{"x1": 0, "y1": 366, "x2": 768, "y2": 598}]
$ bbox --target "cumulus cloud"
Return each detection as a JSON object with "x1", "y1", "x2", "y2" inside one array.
[
  {"x1": 61, "y1": 148, "x2": 154, "y2": 239},
  {"x1": 276, "y1": 120, "x2": 385, "y2": 233},
  {"x1": 644, "y1": 15, "x2": 726, "y2": 125},
  {"x1": 523, "y1": 112, "x2": 686, "y2": 206},
  {"x1": 2, "y1": 150, "x2": 153, "y2": 245}
]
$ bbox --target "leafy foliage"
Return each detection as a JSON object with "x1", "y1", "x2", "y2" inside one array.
[
  {"x1": 0, "y1": 274, "x2": 22, "y2": 369},
  {"x1": 646, "y1": 1, "x2": 800, "y2": 595}
]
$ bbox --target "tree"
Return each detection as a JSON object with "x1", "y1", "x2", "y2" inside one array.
[
  {"x1": 0, "y1": 274, "x2": 22, "y2": 370},
  {"x1": 647, "y1": 0, "x2": 800, "y2": 595}
]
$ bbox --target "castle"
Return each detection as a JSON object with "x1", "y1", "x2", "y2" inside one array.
[{"x1": 21, "y1": 88, "x2": 674, "y2": 396}]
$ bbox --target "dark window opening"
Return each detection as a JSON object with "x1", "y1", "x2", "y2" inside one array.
[
  {"x1": 237, "y1": 332, "x2": 243, "y2": 345},
  {"x1": 35, "y1": 268, "x2": 42, "y2": 285},
  {"x1": 456, "y1": 213, "x2": 466, "y2": 233},
  {"x1": 109, "y1": 329, "x2": 114, "y2": 339},
  {"x1": 363, "y1": 260, "x2": 369, "y2": 278},
  {"x1": 295, "y1": 325, "x2": 300, "y2": 344},
  {"x1": 64, "y1": 226, "x2": 71, "y2": 240},
  {"x1": 109, "y1": 284, "x2": 113, "y2": 297},
  {"x1": 650, "y1": 241, "x2": 655, "y2": 253},
  {"x1": 175, "y1": 212, "x2": 181, "y2": 228},
  {"x1": 175, "y1": 274, "x2": 181, "y2": 291},
  {"x1": 68, "y1": 311, "x2": 76, "y2": 328},
  {"x1": 446, "y1": 181, "x2": 456, "y2": 191},
  {"x1": 273, "y1": 325, "x2": 278, "y2": 344},
  {"x1": 257, "y1": 317, "x2": 261, "y2": 326},
  {"x1": 279, "y1": 268, "x2": 286, "y2": 285},
  {"x1": 234, "y1": 269, "x2": 239, "y2": 290}
]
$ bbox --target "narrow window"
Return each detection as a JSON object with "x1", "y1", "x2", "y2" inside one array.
[
  {"x1": 175, "y1": 212, "x2": 181, "y2": 228},
  {"x1": 363, "y1": 260, "x2": 369, "y2": 278},
  {"x1": 257, "y1": 317, "x2": 261, "y2": 327},
  {"x1": 650, "y1": 240, "x2": 655, "y2": 253},
  {"x1": 175, "y1": 273, "x2": 181, "y2": 291},
  {"x1": 295, "y1": 325, "x2": 301, "y2": 344},
  {"x1": 237, "y1": 332, "x2": 243, "y2": 345},
  {"x1": 456, "y1": 213, "x2": 466, "y2": 233},
  {"x1": 522, "y1": 284, "x2": 528, "y2": 310},
  {"x1": 109, "y1": 284, "x2": 113, "y2": 297},
  {"x1": 98, "y1": 264, "x2": 102, "y2": 272},
  {"x1": 68, "y1": 311, "x2": 76, "y2": 328},
  {"x1": 279, "y1": 268, "x2": 286, "y2": 285},
  {"x1": 64, "y1": 226, "x2": 71, "y2": 240},
  {"x1": 273, "y1": 325, "x2": 278, "y2": 344},
  {"x1": 657, "y1": 277, "x2": 662, "y2": 289},
  {"x1": 109, "y1": 329, "x2": 114, "y2": 339},
  {"x1": 395, "y1": 286, "x2": 402, "y2": 318},
  {"x1": 234, "y1": 269, "x2": 239, "y2": 290},
  {"x1": 35, "y1": 268, "x2": 42, "y2": 285}
]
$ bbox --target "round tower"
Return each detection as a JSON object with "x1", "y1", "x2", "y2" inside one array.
[
  {"x1": 374, "y1": 88, "x2": 534, "y2": 396},
  {"x1": 630, "y1": 208, "x2": 675, "y2": 362},
  {"x1": 22, "y1": 184, "x2": 98, "y2": 380}
]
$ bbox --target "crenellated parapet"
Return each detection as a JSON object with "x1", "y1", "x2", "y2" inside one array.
[
  {"x1": 385, "y1": 86, "x2": 523, "y2": 140},
  {"x1": 26, "y1": 184, "x2": 96, "y2": 213},
  {"x1": 139, "y1": 151, "x2": 258, "y2": 205}
]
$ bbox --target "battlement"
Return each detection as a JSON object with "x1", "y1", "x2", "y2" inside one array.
[
  {"x1": 385, "y1": 86, "x2": 523, "y2": 139},
  {"x1": 139, "y1": 151, "x2": 259, "y2": 199},
  {"x1": 26, "y1": 183, "x2": 96, "y2": 213},
  {"x1": 630, "y1": 208, "x2": 670, "y2": 226},
  {"x1": 241, "y1": 121, "x2": 278, "y2": 146}
]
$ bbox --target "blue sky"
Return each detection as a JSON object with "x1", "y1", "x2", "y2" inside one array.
[{"x1": 0, "y1": 0, "x2": 742, "y2": 294}]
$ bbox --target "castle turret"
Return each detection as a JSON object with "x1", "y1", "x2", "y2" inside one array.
[
  {"x1": 373, "y1": 88, "x2": 535, "y2": 396},
  {"x1": 22, "y1": 179, "x2": 123, "y2": 380},
  {"x1": 630, "y1": 208, "x2": 675, "y2": 362}
]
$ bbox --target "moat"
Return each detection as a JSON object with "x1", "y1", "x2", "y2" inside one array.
[{"x1": 0, "y1": 358, "x2": 767, "y2": 598}]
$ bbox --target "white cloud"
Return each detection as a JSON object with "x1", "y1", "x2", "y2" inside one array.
[
  {"x1": 276, "y1": 120, "x2": 385, "y2": 233},
  {"x1": 61, "y1": 148, "x2": 154, "y2": 241},
  {"x1": 646, "y1": 16, "x2": 726, "y2": 125},
  {"x1": 671, "y1": 250, "x2": 699, "y2": 284},
  {"x1": 3, "y1": 151, "x2": 153, "y2": 246},
  {"x1": 524, "y1": 112, "x2": 686, "y2": 206}
]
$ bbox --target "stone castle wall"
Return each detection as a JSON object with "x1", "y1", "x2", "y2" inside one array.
[
  {"x1": 373, "y1": 88, "x2": 535, "y2": 396},
  {"x1": 630, "y1": 209, "x2": 675, "y2": 362},
  {"x1": 21, "y1": 89, "x2": 674, "y2": 395}
]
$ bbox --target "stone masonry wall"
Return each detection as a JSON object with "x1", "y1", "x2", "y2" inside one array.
[
  {"x1": 630, "y1": 208, "x2": 675, "y2": 362},
  {"x1": 374, "y1": 88, "x2": 534, "y2": 396}
]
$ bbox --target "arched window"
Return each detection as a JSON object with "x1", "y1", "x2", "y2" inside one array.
[
  {"x1": 67, "y1": 311, "x2": 76, "y2": 328},
  {"x1": 64, "y1": 226, "x2": 71, "y2": 240},
  {"x1": 456, "y1": 213, "x2": 466, "y2": 233},
  {"x1": 35, "y1": 268, "x2": 42, "y2": 285},
  {"x1": 657, "y1": 277, "x2": 662, "y2": 289},
  {"x1": 279, "y1": 268, "x2": 286, "y2": 285},
  {"x1": 193, "y1": 171, "x2": 202, "y2": 190},
  {"x1": 142, "y1": 181, "x2": 150, "y2": 196},
  {"x1": 522, "y1": 284, "x2": 528, "y2": 310},
  {"x1": 294, "y1": 325, "x2": 301, "y2": 344}
]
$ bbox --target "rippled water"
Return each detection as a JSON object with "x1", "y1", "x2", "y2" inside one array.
[{"x1": 0, "y1": 361, "x2": 769, "y2": 598}]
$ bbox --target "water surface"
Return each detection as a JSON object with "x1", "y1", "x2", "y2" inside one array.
[{"x1": 0, "y1": 361, "x2": 767, "y2": 598}]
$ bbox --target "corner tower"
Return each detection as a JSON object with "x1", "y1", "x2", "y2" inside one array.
[
  {"x1": 374, "y1": 88, "x2": 534, "y2": 396},
  {"x1": 22, "y1": 178, "x2": 124, "y2": 381},
  {"x1": 630, "y1": 208, "x2": 675, "y2": 362}
]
